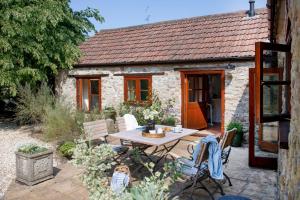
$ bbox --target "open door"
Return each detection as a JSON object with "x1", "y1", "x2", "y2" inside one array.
[
  {"x1": 249, "y1": 42, "x2": 291, "y2": 169},
  {"x1": 184, "y1": 75, "x2": 208, "y2": 129}
]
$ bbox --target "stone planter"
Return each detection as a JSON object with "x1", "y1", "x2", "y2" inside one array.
[{"x1": 15, "y1": 150, "x2": 54, "y2": 186}]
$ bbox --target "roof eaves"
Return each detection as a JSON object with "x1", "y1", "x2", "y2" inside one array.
[{"x1": 74, "y1": 56, "x2": 255, "y2": 68}]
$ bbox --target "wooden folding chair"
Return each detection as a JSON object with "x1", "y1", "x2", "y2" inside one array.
[
  {"x1": 172, "y1": 142, "x2": 217, "y2": 200},
  {"x1": 219, "y1": 128, "x2": 237, "y2": 186},
  {"x1": 83, "y1": 119, "x2": 129, "y2": 158}
]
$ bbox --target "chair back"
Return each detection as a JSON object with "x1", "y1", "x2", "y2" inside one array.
[
  {"x1": 195, "y1": 142, "x2": 209, "y2": 167},
  {"x1": 83, "y1": 119, "x2": 108, "y2": 140},
  {"x1": 123, "y1": 114, "x2": 139, "y2": 130},
  {"x1": 116, "y1": 117, "x2": 127, "y2": 132},
  {"x1": 220, "y1": 128, "x2": 237, "y2": 150}
]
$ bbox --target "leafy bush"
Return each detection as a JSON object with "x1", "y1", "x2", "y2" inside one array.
[
  {"x1": 162, "y1": 117, "x2": 176, "y2": 126},
  {"x1": 226, "y1": 121, "x2": 243, "y2": 134},
  {"x1": 103, "y1": 106, "x2": 117, "y2": 121},
  {"x1": 85, "y1": 108, "x2": 104, "y2": 122},
  {"x1": 72, "y1": 140, "x2": 178, "y2": 200},
  {"x1": 58, "y1": 141, "x2": 76, "y2": 159},
  {"x1": 42, "y1": 102, "x2": 83, "y2": 142},
  {"x1": 72, "y1": 139, "x2": 119, "y2": 200},
  {"x1": 227, "y1": 121, "x2": 244, "y2": 147},
  {"x1": 18, "y1": 144, "x2": 48, "y2": 154},
  {"x1": 15, "y1": 82, "x2": 54, "y2": 124},
  {"x1": 117, "y1": 92, "x2": 175, "y2": 126}
]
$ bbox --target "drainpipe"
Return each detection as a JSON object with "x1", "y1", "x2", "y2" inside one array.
[{"x1": 249, "y1": 0, "x2": 255, "y2": 17}]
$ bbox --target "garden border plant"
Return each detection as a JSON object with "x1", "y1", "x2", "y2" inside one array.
[{"x1": 72, "y1": 139, "x2": 180, "y2": 200}]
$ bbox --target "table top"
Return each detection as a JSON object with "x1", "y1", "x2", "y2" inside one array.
[{"x1": 110, "y1": 126, "x2": 198, "y2": 146}]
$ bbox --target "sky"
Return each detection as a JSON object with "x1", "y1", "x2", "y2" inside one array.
[{"x1": 70, "y1": 0, "x2": 267, "y2": 32}]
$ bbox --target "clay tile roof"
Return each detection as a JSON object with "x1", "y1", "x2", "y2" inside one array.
[{"x1": 77, "y1": 8, "x2": 269, "y2": 66}]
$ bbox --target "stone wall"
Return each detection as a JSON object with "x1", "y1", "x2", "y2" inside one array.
[
  {"x1": 275, "y1": 0, "x2": 300, "y2": 199},
  {"x1": 56, "y1": 61, "x2": 253, "y2": 134},
  {"x1": 225, "y1": 66, "x2": 251, "y2": 132}
]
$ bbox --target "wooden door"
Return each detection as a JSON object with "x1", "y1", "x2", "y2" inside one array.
[
  {"x1": 249, "y1": 68, "x2": 277, "y2": 169},
  {"x1": 185, "y1": 75, "x2": 208, "y2": 129}
]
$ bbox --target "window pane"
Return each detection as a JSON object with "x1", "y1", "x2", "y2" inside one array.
[
  {"x1": 263, "y1": 85, "x2": 280, "y2": 115},
  {"x1": 91, "y1": 80, "x2": 99, "y2": 94},
  {"x1": 128, "y1": 90, "x2": 136, "y2": 101},
  {"x1": 188, "y1": 90, "x2": 194, "y2": 102},
  {"x1": 197, "y1": 77, "x2": 203, "y2": 89},
  {"x1": 195, "y1": 90, "x2": 203, "y2": 102},
  {"x1": 140, "y1": 80, "x2": 149, "y2": 90},
  {"x1": 127, "y1": 80, "x2": 136, "y2": 90},
  {"x1": 90, "y1": 95, "x2": 99, "y2": 110},
  {"x1": 82, "y1": 79, "x2": 89, "y2": 111},
  {"x1": 141, "y1": 91, "x2": 149, "y2": 101}
]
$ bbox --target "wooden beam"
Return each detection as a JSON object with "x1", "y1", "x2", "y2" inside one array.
[
  {"x1": 68, "y1": 74, "x2": 109, "y2": 78},
  {"x1": 174, "y1": 64, "x2": 235, "y2": 71},
  {"x1": 114, "y1": 72, "x2": 165, "y2": 76}
]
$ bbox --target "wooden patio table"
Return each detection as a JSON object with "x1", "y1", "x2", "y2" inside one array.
[{"x1": 110, "y1": 125, "x2": 198, "y2": 170}]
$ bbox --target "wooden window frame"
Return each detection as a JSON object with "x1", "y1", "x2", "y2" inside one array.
[
  {"x1": 124, "y1": 75, "x2": 152, "y2": 104},
  {"x1": 255, "y1": 42, "x2": 291, "y2": 123},
  {"x1": 255, "y1": 42, "x2": 291, "y2": 150},
  {"x1": 76, "y1": 77, "x2": 101, "y2": 112}
]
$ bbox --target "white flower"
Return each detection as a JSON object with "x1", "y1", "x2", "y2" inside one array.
[{"x1": 143, "y1": 109, "x2": 159, "y2": 121}]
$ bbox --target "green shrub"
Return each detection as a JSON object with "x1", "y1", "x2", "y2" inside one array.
[
  {"x1": 117, "y1": 92, "x2": 173, "y2": 126},
  {"x1": 15, "y1": 82, "x2": 54, "y2": 124},
  {"x1": 72, "y1": 140, "x2": 178, "y2": 200},
  {"x1": 43, "y1": 102, "x2": 82, "y2": 142},
  {"x1": 226, "y1": 121, "x2": 243, "y2": 134},
  {"x1": 85, "y1": 108, "x2": 104, "y2": 122},
  {"x1": 226, "y1": 121, "x2": 244, "y2": 147},
  {"x1": 58, "y1": 141, "x2": 76, "y2": 159},
  {"x1": 162, "y1": 117, "x2": 176, "y2": 126},
  {"x1": 103, "y1": 106, "x2": 117, "y2": 120},
  {"x1": 18, "y1": 144, "x2": 48, "y2": 154}
]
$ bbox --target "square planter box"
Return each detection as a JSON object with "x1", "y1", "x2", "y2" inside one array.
[{"x1": 15, "y1": 150, "x2": 54, "y2": 186}]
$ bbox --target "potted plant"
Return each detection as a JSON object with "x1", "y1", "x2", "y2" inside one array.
[
  {"x1": 226, "y1": 121, "x2": 244, "y2": 147},
  {"x1": 16, "y1": 144, "x2": 53, "y2": 185},
  {"x1": 143, "y1": 108, "x2": 159, "y2": 132}
]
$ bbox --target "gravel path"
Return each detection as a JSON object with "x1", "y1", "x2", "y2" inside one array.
[{"x1": 0, "y1": 120, "x2": 57, "y2": 196}]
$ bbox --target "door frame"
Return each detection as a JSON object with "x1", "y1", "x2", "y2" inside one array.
[
  {"x1": 248, "y1": 68, "x2": 278, "y2": 169},
  {"x1": 180, "y1": 70, "x2": 225, "y2": 134}
]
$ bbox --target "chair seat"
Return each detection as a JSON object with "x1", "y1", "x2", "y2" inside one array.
[
  {"x1": 176, "y1": 157, "x2": 208, "y2": 176},
  {"x1": 112, "y1": 145, "x2": 129, "y2": 154}
]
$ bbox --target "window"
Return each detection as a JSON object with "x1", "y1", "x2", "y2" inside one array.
[
  {"x1": 188, "y1": 76, "x2": 207, "y2": 103},
  {"x1": 124, "y1": 76, "x2": 152, "y2": 103},
  {"x1": 255, "y1": 42, "x2": 291, "y2": 122},
  {"x1": 76, "y1": 78, "x2": 101, "y2": 111},
  {"x1": 255, "y1": 42, "x2": 291, "y2": 150}
]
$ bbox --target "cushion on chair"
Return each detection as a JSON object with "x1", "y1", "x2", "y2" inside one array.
[
  {"x1": 218, "y1": 195, "x2": 251, "y2": 200},
  {"x1": 112, "y1": 145, "x2": 129, "y2": 154},
  {"x1": 176, "y1": 157, "x2": 208, "y2": 176}
]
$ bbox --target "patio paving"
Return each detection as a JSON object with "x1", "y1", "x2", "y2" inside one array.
[{"x1": 4, "y1": 138, "x2": 277, "y2": 200}]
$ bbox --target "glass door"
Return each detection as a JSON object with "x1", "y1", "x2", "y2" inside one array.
[{"x1": 249, "y1": 42, "x2": 291, "y2": 169}]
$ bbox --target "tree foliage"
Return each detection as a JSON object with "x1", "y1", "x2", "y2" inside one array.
[{"x1": 0, "y1": 0, "x2": 104, "y2": 98}]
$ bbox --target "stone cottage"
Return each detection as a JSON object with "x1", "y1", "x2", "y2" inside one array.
[{"x1": 56, "y1": 8, "x2": 269, "y2": 134}]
